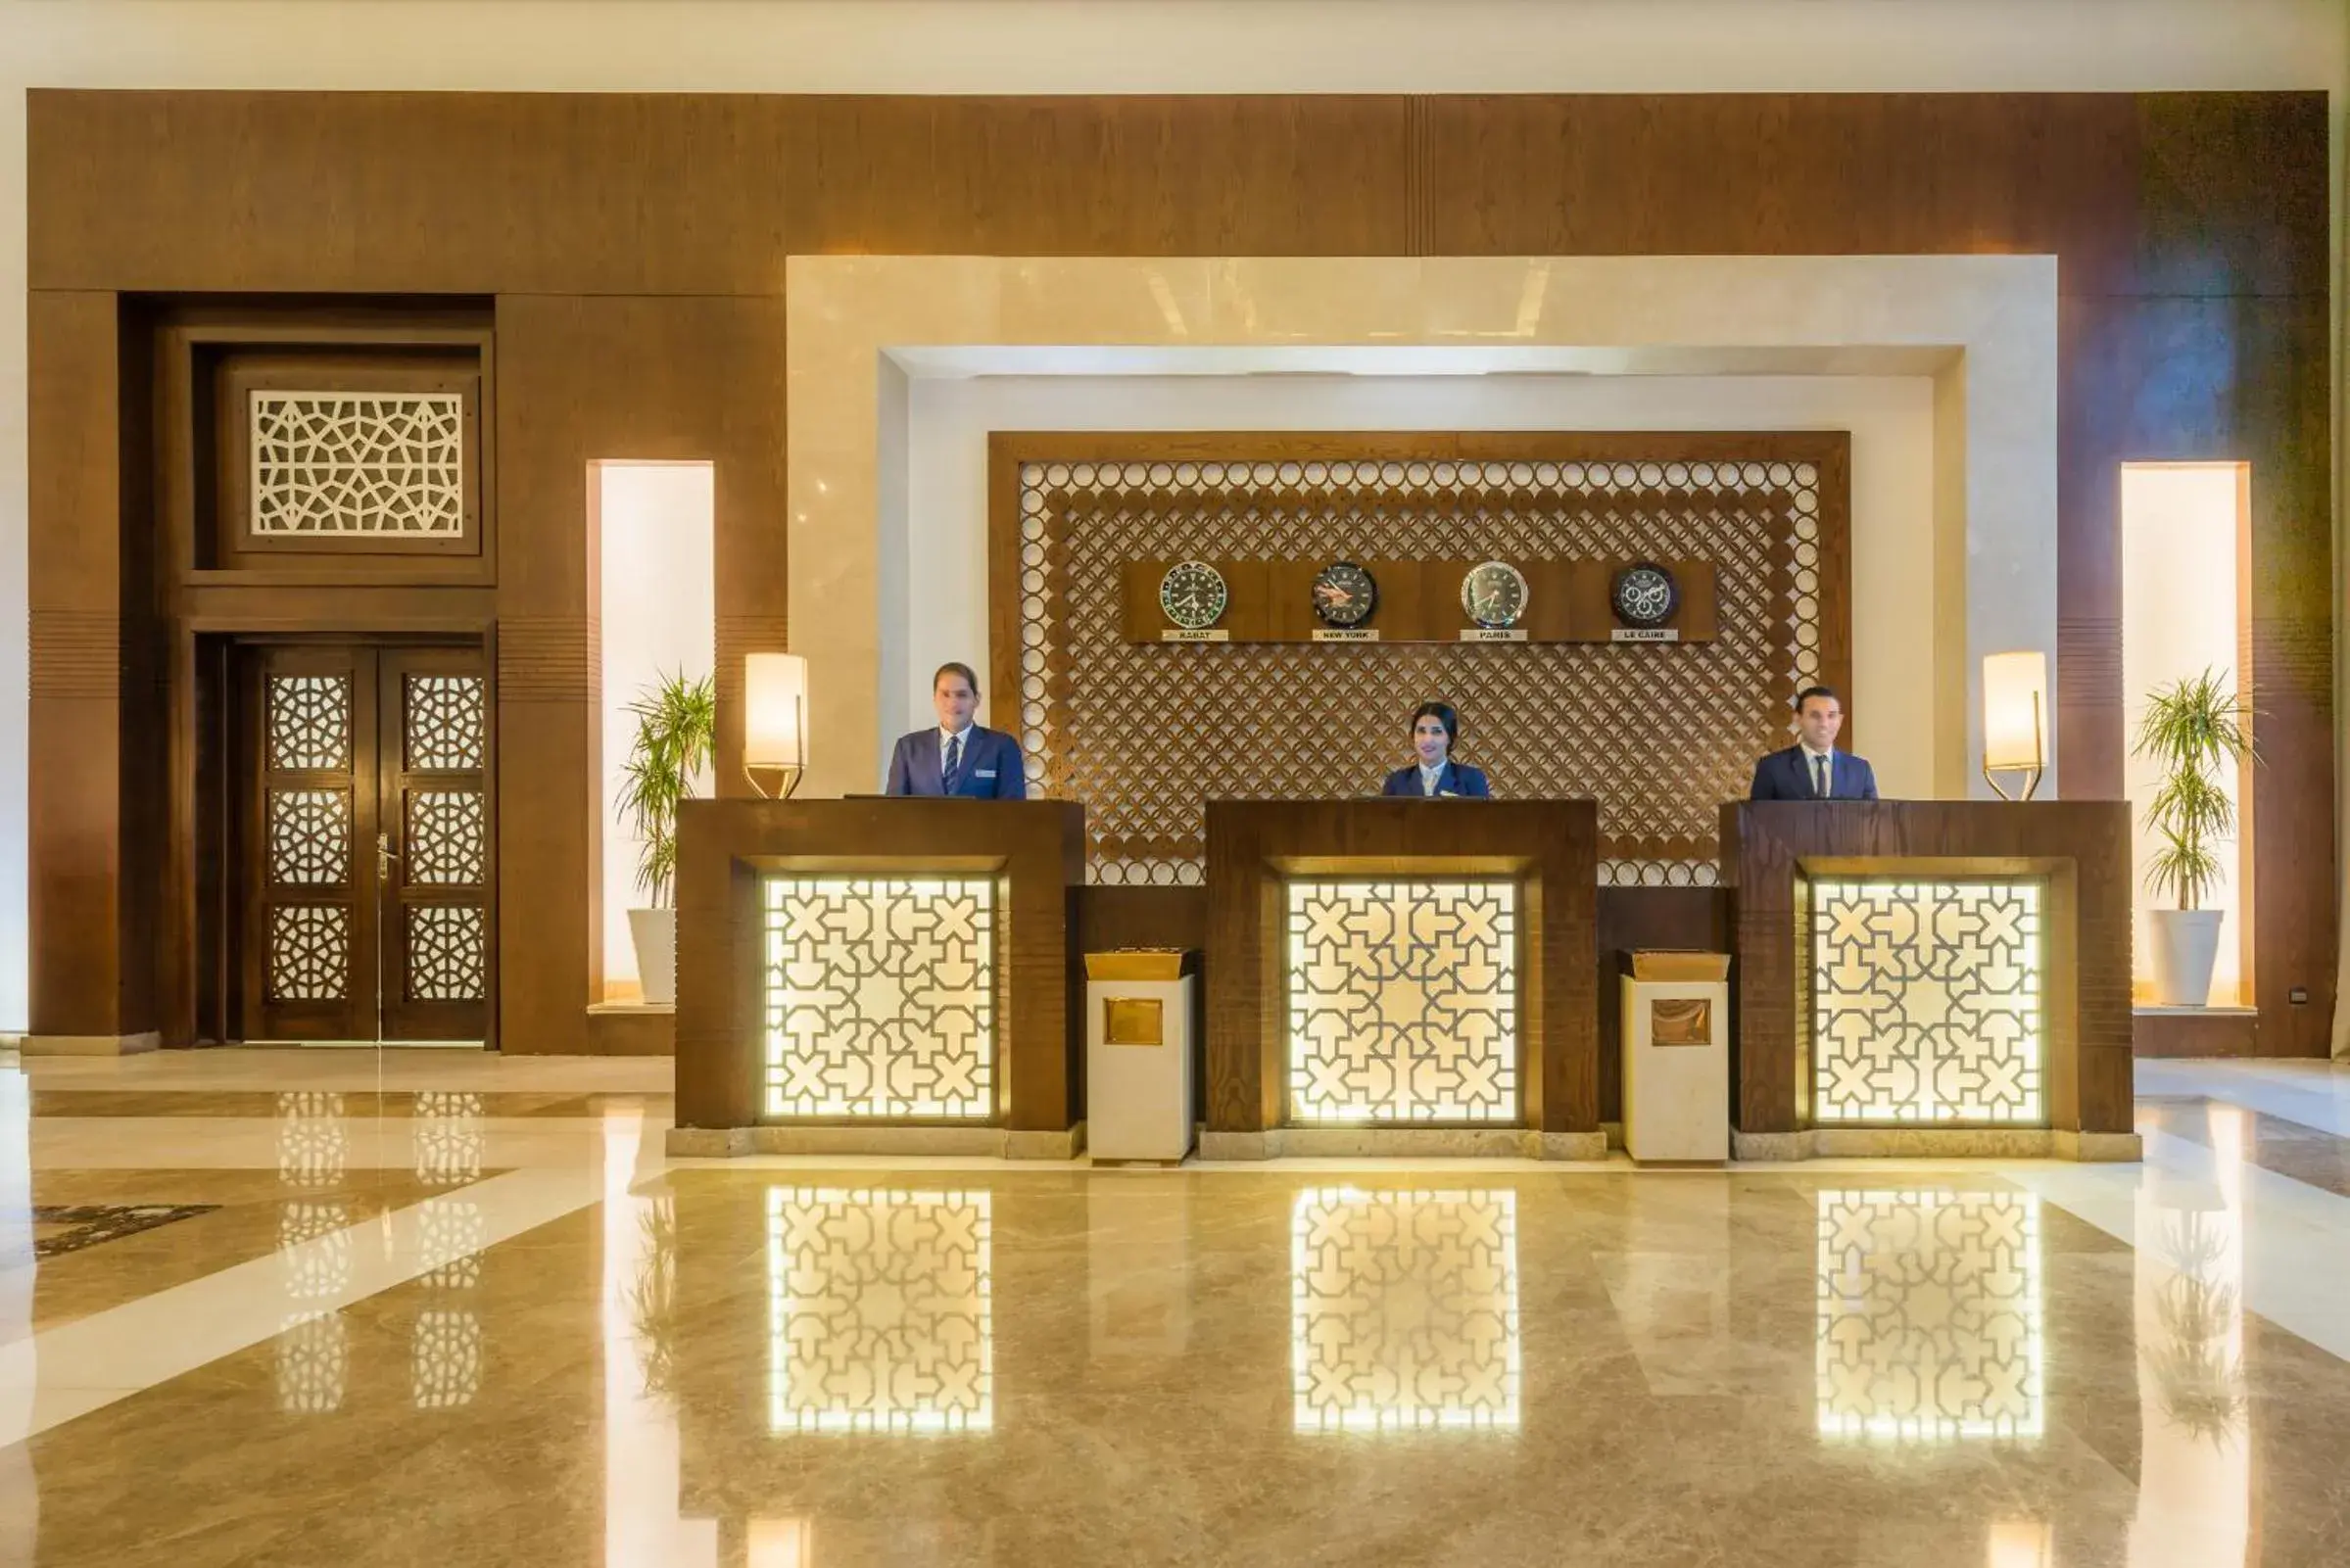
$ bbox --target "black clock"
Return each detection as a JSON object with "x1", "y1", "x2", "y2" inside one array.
[
  {"x1": 1610, "y1": 562, "x2": 1680, "y2": 628},
  {"x1": 1158, "y1": 560, "x2": 1228, "y2": 630},
  {"x1": 1460, "y1": 560, "x2": 1529, "y2": 629},
  {"x1": 1310, "y1": 561, "x2": 1378, "y2": 628}
]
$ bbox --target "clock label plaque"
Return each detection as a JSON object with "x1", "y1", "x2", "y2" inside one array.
[
  {"x1": 1312, "y1": 628, "x2": 1380, "y2": 642},
  {"x1": 1460, "y1": 628, "x2": 1529, "y2": 642},
  {"x1": 1161, "y1": 628, "x2": 1230, "y2": 642}
]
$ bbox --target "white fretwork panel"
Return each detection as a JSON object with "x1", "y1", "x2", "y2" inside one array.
[
  {"x1": 1291, "y1": 1188, "x2": 1521, "y2": 1434},
  {"x1": 1287, "y1": 880, "x2": 1517, "y2": 1124},
  {"x1": 1812, "y1": 879, "x2": 2045, "y2": 1124},
  {"x1": 1016, "y1": 456, "x2": 1829, "y2": 886},
  {"x1": 404, "y1": 675, "x2": 486, "y2": 771},
  {"x1": 761, "y1": 878, "x2": 995, "y2": 1120},
  {"x1": 767, "y1": 1187, "x2": 992, "y2": 1435},
  {"x1": 268, "y1": 675, "x2": 353, "y2": 771},
  {"x1": 250, "y1": 391, "x2": 465, "y2": 539},
  {"x1": 268, "y1": 789, "x2": 351, "y2": 886},
  {"x1": 407, "y1": 791, "x2": 486, "y2": 884},
  {"x1": 268, "y1": 906, "x2": 350, "y2": 1002},
  {"x1": 406, "y1": 906, "x2": 486, "y2": 1003},
  {"x1": 1816, "y1": 1191, "x2": 2043, "y2": 1442}
]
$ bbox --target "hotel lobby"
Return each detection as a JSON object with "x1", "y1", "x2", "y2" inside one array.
[{"x1": 4, "y1": 1, "x2": 2350, "y2": 1563}]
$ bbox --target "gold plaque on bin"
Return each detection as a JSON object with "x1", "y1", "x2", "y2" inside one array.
[
  {"x1": 1104, "y1": 997, "x2": 1165, "y2": 1047},
  {"x1": 1650, "y1": 997, "x2": 1712, "y2": 1047}
]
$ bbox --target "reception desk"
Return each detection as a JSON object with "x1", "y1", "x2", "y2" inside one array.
[
  {"x1": 1202, "y1": 798, "x2": 1602, "y2": 1159},
  {"x1": 667, "y1": 798, "x2": 1085, "y2": 1158},
  {"x1": 1721, "y1": 800, "x2": 2138, "y2": 1161}
]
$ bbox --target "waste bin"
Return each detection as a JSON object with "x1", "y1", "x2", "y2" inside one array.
[
  {"x1": 1620, "y1": 949, "x2": 1731, "y2": 1163},
  {"x1": 1084, "y1": 948, "x2": 1198, "y2": 1164}
]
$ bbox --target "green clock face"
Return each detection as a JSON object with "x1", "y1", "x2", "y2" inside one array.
[
  {"x1": 1461, "y1": 560, "x2": 1529, "y2": 628},
  {"x1": 1158, "y1": 560, "x2": 1228, "y2": 630},
  {"x1": 1611, "y1": 562, "x2": 1680, "y2": 627},
  {"x1": 1311, "y1": 561, "x2": 1378, "y2": 627}
]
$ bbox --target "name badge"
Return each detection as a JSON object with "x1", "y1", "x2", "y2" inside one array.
[{"x1": 976, "y1": 769, "x2": 997, "y2": 779}]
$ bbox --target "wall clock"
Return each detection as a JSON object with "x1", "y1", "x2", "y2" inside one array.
[
  {"x1": 1157, "y1": 560, "x2": 1228, "y2": 630},
  {"x1": 1610, "y1": 562, "x2": 1681, "y2": 628},
  {"x1": 1460, "y1": 560, "x2": 1529, "y2": 628},
  {"x1": 1310, "y1": 561, "x2": 1378, "y2": 627}
]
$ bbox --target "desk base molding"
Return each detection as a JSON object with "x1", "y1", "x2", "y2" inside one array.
[
  {"x1": 666, "y1": 1122, "x2": 1086, "y2": 1161},
  {"x1": 1731, "y1": 1127, "x2": 2142, "y2": 1163},
  {"x1": 17, "y1": 1032, "x2": 161, "y2": 1056},
  {"x1": 1200, "y1": 1127, "x2": 1608, "y2": 1162}
]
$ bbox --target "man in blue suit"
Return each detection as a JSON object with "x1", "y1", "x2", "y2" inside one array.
[
  {"x1": 1749, "y1": 685, "x2": 1879, "y2": 801},
  {"x1": 884, "y1": 661, "x2": 1029, "y2": 798}
]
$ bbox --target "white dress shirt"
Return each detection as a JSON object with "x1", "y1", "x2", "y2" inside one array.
[
  {"x1": 1799, "y1": 741, "x2": 1835, "y2": 797},
  {"x1": 939, "y1": 722, "x2": 975, "y2": 785},
  {"x1": 1418, "y1": 761, "x2": 1446, "y2": 796}
]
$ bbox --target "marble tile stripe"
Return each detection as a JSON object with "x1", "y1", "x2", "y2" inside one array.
[
  {"x1": 2135, "y1": 1059, "x2": 2350, "y2": 1139},
  {"x1": 28, "y1": 1090, "x2": 660, "y2": 1119},
  {"x1": 0, "y1": 1165, "x2": 601, "y2": 1445},
  {"x1": 26, "y1": 1117, "x2": 623, "y2": 1172},
  {"x1": 2139, "y1": 1095, "x2": 2350, "y2": 1203}
]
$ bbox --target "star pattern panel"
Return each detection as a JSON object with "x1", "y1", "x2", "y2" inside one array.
[
  {"x1": 766, "y1": 1187, "x2": 992, "y2": 1435},
  {"x1": 268, "y1": 789, "x2": 351, "y2": 886},
  {"x1": 404, "y1": 675, "x2": 486, "y2": 771},
  {"x1": 1287, "y1": 879, "x2": 1517, "y2": 1124},
  {"x1": 1011, "y1": 452, "x2": 1838, "y2": 885},
  {"x1": 250, "y1": 392, "x2": 465, "y2": 538},
  {"x1": 1290, "y1": 1187, "x2": 1521, "y2": 1434},
  {"x1": 406, "y1": 906, "x2": 486, "y2": 1003},
  {"x1": 1811, "y1": 879, "x2": 2046, "y2": 1124},
  {"x1": 761, "y1": 877, "x2": 996, "y2": 1120},
  {"x1": 267, "y1": 675, "x2": 353, "y2": 772},
  {"x1": 1815, "y1": 1190, "x2": 2043, "y2": 1442},
  {"x1": 267, "y1": 906, "x2": 350, "y2": 1003},
  {"x1": 406, "y1": 791, "x2": 486, "y2": 885}
]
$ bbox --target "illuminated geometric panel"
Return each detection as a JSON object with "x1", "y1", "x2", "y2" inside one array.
[
  {"x1": 1811, "y1": 879, "x2": 2045, "y2": 1124},
  {"x1": 406, "y1": 791, "x2": 486, "y2": 883},
  {"x1": 406, "y1": 905, "x2": 486, "y2": 1002},
  {"x1": 267, "y1": 674, "x2": 352, "y2": 771},
  {"x1": 1816, "y1": 1191, "x2": 2043, "y2": 1442},
  {"x1": 404, "y1": 675, "x2": 486, "y2": 771},
  {"x1": 761, "y1": 877, "x2": 995, "y2": 1119},
  {"x1": 274, "y1": 1091, "x2": 348, "y2": 1186},
  {"x1": 766, "y1": 1187, "x2": 992, "y2": 1434},
  {"x1": 274, "y1": 1310, "x2": 347, "y2": 1414},
  {"x1": 250, "y1": 391, "x2": 464, "y2": 538},
  {"x1": 268, "y1": 906, "x2": 350, "y2": 1002},
  {"x1": 1291, "y1": 1188, "x2": 1521, "y2": 1433},
  {"x1": 1287, "y1": 880, "x2": 1516, "y2": 1124},
  {"x1": 268, "y1": 789, "x2": 350, "y2": 884},
  {"x1": 411, "y1": 1308, "x2": 483, "y2": 1409}
]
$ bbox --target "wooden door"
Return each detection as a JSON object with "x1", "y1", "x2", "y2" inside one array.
[{"x1": 238, "y1": 642, "x2": 492, "y2": 1042}]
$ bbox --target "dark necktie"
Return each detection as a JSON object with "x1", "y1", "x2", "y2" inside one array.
[
  {"x1": 1811, "y1": 753, "x2": 1828, "y2": 799},
  {"x1": 943, "y1": 733, "x2": 964, "y2": 792}
]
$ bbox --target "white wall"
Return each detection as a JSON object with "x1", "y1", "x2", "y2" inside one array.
[
  {"x1": 0, "y1": 0, "x2": 2342, "y2": 1028},
  {"x1": 901, "y1": 372, "x2": 1938, "y2": 794}
]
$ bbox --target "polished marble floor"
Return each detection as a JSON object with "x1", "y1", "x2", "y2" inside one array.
[{"x1": 5, "y1": 1049, "x2": 2350, "y2": 1565}]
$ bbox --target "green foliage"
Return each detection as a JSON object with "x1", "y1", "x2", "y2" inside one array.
[
  {"x1": 2132, "y1": 669, "x2": 2256, "y2": 912},
  {"x1": 616, "y1": 669, "x2": 716, "y2": 908}
]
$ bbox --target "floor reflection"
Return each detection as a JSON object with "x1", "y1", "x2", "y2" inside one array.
[
  {"x1": 1815, "y1": 1189, "x2": 2044, "y2": 1442},
  {"x1": 765, "y1": 1186, "x2": 993, "y2": 1435},
  {"x1": 1289, "y1": 1187, "x2": 1521, "y2": 1434}
]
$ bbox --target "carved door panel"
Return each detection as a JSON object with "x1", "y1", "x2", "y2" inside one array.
[{"x1": 237, "y1": 643, "x2": 492, "y2": 1042}]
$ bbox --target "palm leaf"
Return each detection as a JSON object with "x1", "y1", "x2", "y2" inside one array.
[
  {"x1": 2132, "y1": 669, "x2": 2258, "y2": 912},
  {"x1": 615, "y1": 669, "x2": 716, "y2": 907}
]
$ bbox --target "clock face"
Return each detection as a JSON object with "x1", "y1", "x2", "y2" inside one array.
[
  {"x1": 1158, "y1": 560, "x2": 1228, "y2": 630},
  {"x1": 1460, "y1": 560, "x2": 1529, "y2": 628},
  {"x1": 1611, "y1": 562, "x2": 1681, "y2": 628},
  {"x1": 1310, "y1": 561, "x2": 1379, "y2": 627}
]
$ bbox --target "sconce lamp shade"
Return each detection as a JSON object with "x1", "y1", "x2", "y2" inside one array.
[
  {"x1": 744, "y1": 652, "x2": 807, "y2": 770},
  {"x1": 1982, "y1": 650, "x2": 2047, "y2": 774}
]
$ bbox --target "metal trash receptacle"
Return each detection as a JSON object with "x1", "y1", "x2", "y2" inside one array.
[
  {"x1": 1620, "y1": 950, "x2": 1731, "y2": 1163},
  {"x1": 1084, "y1": 949, "x2": 1198, "y2": 1164}
]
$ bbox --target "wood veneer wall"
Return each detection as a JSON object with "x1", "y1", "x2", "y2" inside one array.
[{"x1": 24, "y1": 89, "x2": 2334, "y2": 1053}]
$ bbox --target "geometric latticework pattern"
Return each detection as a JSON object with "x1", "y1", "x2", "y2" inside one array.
[
  {"x1": 412, "y1": 1091, "x2": 486, "y2": 1187},
  {"x1": 1287, "y1": 880, "x2": 1516, "y2": 1124},
  {"x1": 275, "y1": 1310, "x2": 348, "y2": 1415},
  {"x1": 760, "y1": 878, "x2": 995, "y2": 1120},
  {"x1": 406, "y1": 906, "x2": 485, "y2": 1002},
  {"x1": 277, "y1": 1199, "x2": 353, "y2": 1303},
  {"x1": 404, "y1": 675, "x2": 486, "y2": 771},
  {"x1": 1816, "y1": 1191, "x2": 2044, "y2": 1442},
  {"x1": 410, "y1": 1308, "x2": 483, "y2": 1409},
  {"x1": 268, "y1": 789, "x2": 351, "y2": 885},
  {"x1": 275, "y1": 1091, "x2": 348, "y2": 1187},
  {"x1": 1811, "y1": 879, "x2": 2046, "y2": 1124},
  {"x1": 766, "y1": 1187, "x2": 992, "y2": 1435},
  {"x1": 1291, "y1": 1188, "x2": 1521, "y2": 1434},
  {"x1": 406, "y1": 791, "x2": 486, "y2": 884},
  {"x1": 1012, "y1": 452, "x2": 1836, "y2": 885},
  {"x1": 267, "y1": 675, "x2": 353, "y2": 771},
  {"x1": 416, "y1": 1195, "x2": 487, "y2": 1290},
  {"x1": 268, "y1": 906, "x2": 350, "y2": 1002},
  {"x1": 250, "y1": 392, "x2": 464, "y2": 538}
]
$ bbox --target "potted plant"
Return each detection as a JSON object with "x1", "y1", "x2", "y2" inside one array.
[
  {"x1": 615, "y1": 670, "x2": 715, "y2": 1007},
  {"x1": 2133, "y1": 669, "x2": 2256, "y2": 1007}
]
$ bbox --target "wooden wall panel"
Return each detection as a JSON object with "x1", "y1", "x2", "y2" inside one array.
[{"x1": 492, "y1": 295, "x2": 790, "y2": 1052}]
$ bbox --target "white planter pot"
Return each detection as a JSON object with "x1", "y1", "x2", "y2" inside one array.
[
  {"x1": 2148, "y1": 908, "x2": 2224, "y2": 1008},
  {"x1": 628, "y1": 907, "x2": 677, "y2": 1008}
]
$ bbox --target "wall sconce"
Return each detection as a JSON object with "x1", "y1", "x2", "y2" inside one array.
[
  {"x1": 744, "y1": 652, "x2": 807, "y2": 799},
  {"x1": 1982, "y1": 650, "x2": 2047, "y2": 801}
]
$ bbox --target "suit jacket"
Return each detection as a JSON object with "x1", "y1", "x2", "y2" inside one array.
[
  {"x1": 1381, "y1": 761, "x2": 1492, "y2": 799},
  {"x1": 1749, "y1": 744, "x2": 1878, "y2": 802},
  {"x1": 884, "y1": 726, "x2": 1029, "y2": 798}
]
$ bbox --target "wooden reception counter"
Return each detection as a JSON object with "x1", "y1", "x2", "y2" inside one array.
[
  {"x1": 1720, "y1": 800, "x2": 2139, "y2": 1162},
  {"x1": 667, "y1": 798, "x2": 1085, "y2": 1158},
  {"x1": 1201, "y1": 798, "x2": 1602, "y2": 1160}
]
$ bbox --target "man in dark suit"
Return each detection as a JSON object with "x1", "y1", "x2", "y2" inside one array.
[
  {"x1": 1750, "y1": 685, "x2": 1879, "y2": 801},
  {"x1": 884, "y1": 661, "x2": 1029, "y2": 798}
]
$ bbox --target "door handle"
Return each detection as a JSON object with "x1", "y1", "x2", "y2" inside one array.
[{"x1": 377, "y1": 832, "x2": 401, "y2": 872}]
